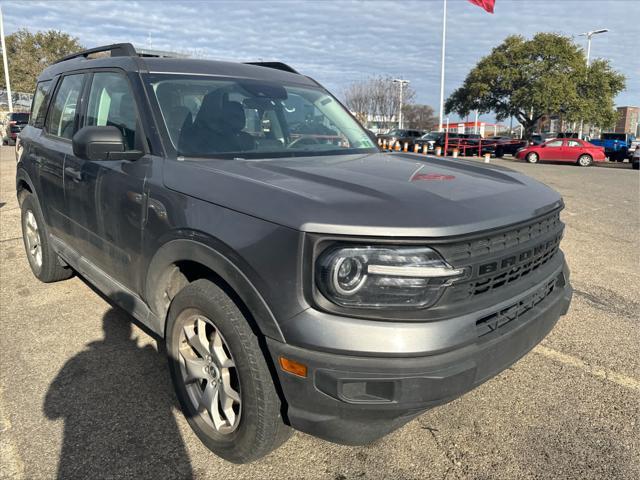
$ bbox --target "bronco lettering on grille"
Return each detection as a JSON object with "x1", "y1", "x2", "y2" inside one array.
[{"x1": 478, "y1": 235, "x2": 561, "y2": 276}]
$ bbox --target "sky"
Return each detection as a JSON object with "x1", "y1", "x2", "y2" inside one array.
[{"x1": 3, "y1": 0, "x2": 639, "y2": 124}]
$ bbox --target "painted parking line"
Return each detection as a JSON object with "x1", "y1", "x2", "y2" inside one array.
[{"x1": 535, "y1": 345, "x2": 640, "y2": 393}]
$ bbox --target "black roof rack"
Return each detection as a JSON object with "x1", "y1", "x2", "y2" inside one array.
[
  {"x1": 54, "y1": 43, "x2": 137, "y2": 64},
  {"x1": 244, "y1": 61, "x2": 299, "y2": 75}
]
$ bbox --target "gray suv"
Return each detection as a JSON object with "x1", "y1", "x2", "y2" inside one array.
[{"x1": 16, "y1": 44, "x2": 572, "y2": 463}]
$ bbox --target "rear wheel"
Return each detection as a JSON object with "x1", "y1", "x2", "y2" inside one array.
[
  {"x1": 526, "y1": 152, "x2": 539, "y2": 164},
  {"x1": 495, "y1": 147, "x2": 504, "y2": 158},
  {"x1": 577, "y1": 154, "x2": 593, "y2": 167},
  {"x1": 20, "y1": 193, "x2": 73, "y2": 283},
  {"x1": 166, "y1": 279, "x2": 291, "y2": 463}
]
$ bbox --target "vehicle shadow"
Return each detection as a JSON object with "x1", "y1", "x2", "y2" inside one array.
[{"x1": 43, "y1": 304, "x2": 194, "y2": 479}]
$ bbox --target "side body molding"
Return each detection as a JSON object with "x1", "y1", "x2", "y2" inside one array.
[{"x1": 144, "y1": 239, "x2": 285, "y2": 342}]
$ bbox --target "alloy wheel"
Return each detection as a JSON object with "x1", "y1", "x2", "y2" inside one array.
[
  {"x1": 527, "y1": 152, "x2": 539, "y2": 163},
  {"x1": 24, "y1": 210, "x2": 42, "y2": 268},
  {"x1": 578, "y1": 155, "x2": 592, "y2": 167},
  {"x1": 178, "y1": 313, "x2": 241, "y2": 434}
]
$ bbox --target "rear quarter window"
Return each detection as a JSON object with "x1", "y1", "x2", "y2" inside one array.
[{"x1": 30, "y1": 80, "x2": 53, "y2": 128}]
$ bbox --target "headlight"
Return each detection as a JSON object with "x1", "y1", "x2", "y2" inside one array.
[{"x1": 316, "y1": 246, "x2": 465, "y2": 309}]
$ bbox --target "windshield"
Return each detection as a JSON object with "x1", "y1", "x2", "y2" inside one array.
[
  {"x1": 420, "y1": 132, "x2": 440, "y2": 140},
  {"x1": 147, "y1": 74, "x2": 377, "y2": 159},
  {"x1": 601, "y1": 133, "x2": 626, "y2": 141},
  {"x1": 387, "y1": 129, "x2": 409, "y2": 136}
]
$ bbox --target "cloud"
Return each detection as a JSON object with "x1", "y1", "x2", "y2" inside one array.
[{"x1": 3, "y1": 0, "x2": 638, "y2": 122}]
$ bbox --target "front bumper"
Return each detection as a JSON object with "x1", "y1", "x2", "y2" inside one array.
[{"x1": 267, "y1": 265, "x2": 572, "y2": 445}]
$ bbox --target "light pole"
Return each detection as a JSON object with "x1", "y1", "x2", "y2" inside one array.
[
  {"x1": 393, "y1": 79, "x2": 409, "y2": 129},
  {"x1": 0, "y1": 6, "x2": 13, "y2": 112},
  {"x1": 577, "y1": 28, "x2": 608, "y2": 138},
  {"x1": 438, "y1": 0, "x2": 447, "y2": 132}
]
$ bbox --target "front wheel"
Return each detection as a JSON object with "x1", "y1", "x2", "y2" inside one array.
[
  {"x1": 577, "y1": 154, "x2": 593, "y2": 167},
  {"x1": 20, "y1": 193, "x2": 73, "y2": 282},
  {"x1": 526, "y1": 152, "x2": 539, "y2": 164},
  {"x1": 166, "y1": 279, "x2": 291, "y2": 463}
]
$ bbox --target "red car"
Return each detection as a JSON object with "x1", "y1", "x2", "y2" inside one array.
[{"x1": 515, "y1": 138, "x2": 606, "y2": 166}]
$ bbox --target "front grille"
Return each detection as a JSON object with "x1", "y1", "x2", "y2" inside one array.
[
  {"x1": 475, "y1": 274, "x2": 562, "y2": 337},
  {"x1": 469, "y1": 232, "x2": 562, "y2": 295},
  {"x1": 439, "y1": 211, "x2": 562, "y2": 263},
  {"x1": 441, "y1": 210, "x2": 564, "y2": 301}
]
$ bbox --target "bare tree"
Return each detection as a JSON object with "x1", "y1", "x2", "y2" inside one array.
[
  {"x1": 342, "y1": 76, "x2": 419, "y2": 130},
  {"x1": 343, "y1": 80, "x2": 371, "y2": 123},
  {"x1": 402, "y1": 104, "x2": 437, "y2": 131}
]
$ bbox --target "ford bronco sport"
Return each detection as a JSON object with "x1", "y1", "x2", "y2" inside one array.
[{"x1": 17, "y1": 43, "x2": 572, "y2": 463}]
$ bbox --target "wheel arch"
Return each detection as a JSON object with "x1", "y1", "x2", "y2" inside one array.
[
  {"x1": 145, "y1": 238, "x2": 285, "y2": 343},
  {"x1": 16, "y1": 167, "x2": 36, "y2": 205}
]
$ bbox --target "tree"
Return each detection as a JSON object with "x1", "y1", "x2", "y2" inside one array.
[
  {"x1": 402, "y1": 104, "x2": 437, "y2": 130},
  {"x1": 343, "y1": 80, "x2": 371, "y2": 123},
  {"x1": 342, "y1": 76, "x2": 416, "y2": 128},
  {"x1": 445, "y1": 33, "x2": 625, "y2": 138},
  {"x1": 0, "y1": 29, "x2": 83, "y2": 93},
  {"x1": 372, "y1": 76, "x2": 415, "y2": 126}
]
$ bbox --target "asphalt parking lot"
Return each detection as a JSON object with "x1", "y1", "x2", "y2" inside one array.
[{"x1": 1, "y1": 145, "x2": 638, "y2": 480}]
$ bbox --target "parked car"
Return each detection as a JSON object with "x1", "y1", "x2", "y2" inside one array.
[
  {"x1": 17, "y1": 43, "x2": 572, "y2": 463},
  {"x1": 555, "y1": 132, "x2": 580, "y2": 139},
  {"x1": 415, "y1": 132, "x2": 491, "y2": 156},
  {"x1": 377, "y1": 128, "x2": 423, "y2": 149},
  {"x1": 632, "y1": 147, "x2": 639, "y2": 170},
  {"x1": 2, "y1": 112, "x2": 29, "y2": 145},
  {"x1": 627, "y1": 139, "x2": 639, "y2": 159},
  {"x1": 529, "y1": 134, "x2": 545, "y2": 145},
  {"x1": 590, "y1": 133, "x2": 636, "y2": 161},
  {"x1": 515, "y1": 138, "x2": 605, "y2": 166},
  {"x1": 486, "y1": 136, "x2": 528, "y2": 157}
]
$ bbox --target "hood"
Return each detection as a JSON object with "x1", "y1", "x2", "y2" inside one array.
[{"x1": 163, "y1": 152, "x2": 563, "y2": 237}]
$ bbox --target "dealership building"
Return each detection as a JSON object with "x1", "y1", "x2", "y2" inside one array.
[{"x1": 614, "y1": 106, "x2": 639, "y2": 136}]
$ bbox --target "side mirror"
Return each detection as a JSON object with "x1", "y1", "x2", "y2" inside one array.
[
  {"x1": 540, "y1": 144, "x2": 546, "y2": 148},
  {"x1": 72, "y1": 126, "x2": 143, "y2": 161}
]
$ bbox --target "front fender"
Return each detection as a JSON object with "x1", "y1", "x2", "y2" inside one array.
[{"x1": 145, "y1": 238, "x2": 285, "y2": 342}]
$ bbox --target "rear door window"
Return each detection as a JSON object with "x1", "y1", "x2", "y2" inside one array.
[{"x1": 45, "y1": 74, "x2": 85, "y2": 140}]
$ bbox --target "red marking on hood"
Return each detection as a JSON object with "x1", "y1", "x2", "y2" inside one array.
[{"x1": 412, "y1": 173, "x2": 456, "y2": 181}]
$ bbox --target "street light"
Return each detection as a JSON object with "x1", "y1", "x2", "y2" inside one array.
[
  {"x1": 393, "y1": 79, "x2": 409, "y2": 129},
  {"x1": 0, "y1": 6, "x2": 12, "y2": 112},
  {"x1": 577, "y1": 28, "x2": 608, "y2": 138},
  {"x1": 578, "y1": 28, "x2": 609, "y2": 66}
]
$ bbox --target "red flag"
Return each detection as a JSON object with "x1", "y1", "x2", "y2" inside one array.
[{"x1": 467, "y1": 0, "x2": 495, "y2": 13}]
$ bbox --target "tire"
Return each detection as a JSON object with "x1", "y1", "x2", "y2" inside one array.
[
  {"x1": 526, "y1": 152, "x2": 539, "y2": 164},
  {"x1": 577, "y1": 154, "x2": 593, "y2": 167},
  {"x1": 166, "y1": 279, "x2": 291, "y2": 463},
  {"x1": 20, "y1": 193, "x2": 73, "y2": 283},
  {"x1": 495, "y1": 147, "x2": 504, "y2": 158},
  {"x1": 633, "y1": 161, "x2": 639, "y2": 170}
]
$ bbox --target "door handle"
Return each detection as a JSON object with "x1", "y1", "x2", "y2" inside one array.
[{"x1": 64, "y1": 167, "x2": 82, "y2": 182}]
